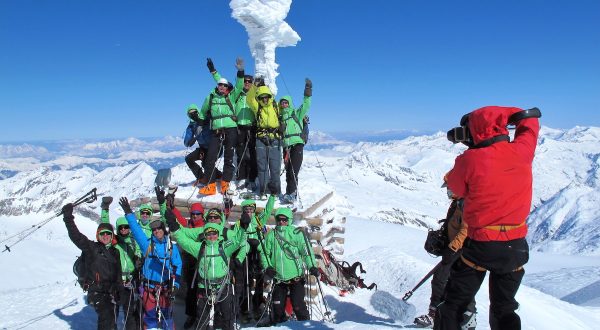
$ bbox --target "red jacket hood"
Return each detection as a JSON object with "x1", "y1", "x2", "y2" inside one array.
[{"x1": 468, "y1": 106, "x2": 522, "y2": 145}]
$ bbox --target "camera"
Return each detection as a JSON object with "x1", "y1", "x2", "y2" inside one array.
[{"x1": 447, "y1": 107, "x2": 541, "y2": 147}]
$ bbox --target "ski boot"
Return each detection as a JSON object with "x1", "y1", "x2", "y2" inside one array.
[{"x1": 414, "y1": 308, "x2": 435, "y2": 328}]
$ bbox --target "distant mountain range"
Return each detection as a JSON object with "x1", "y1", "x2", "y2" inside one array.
[{"x1": 1, "y1": 126, "x2": 599, "y2": 255}]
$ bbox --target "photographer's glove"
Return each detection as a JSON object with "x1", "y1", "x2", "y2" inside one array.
[
  {"x1": 207, "y1": 58, "x2": 216, "y2": 73},
  {"x1": 101, "y1": 196, "x2": 113, "y2": 211},
  {"x1": 119, "y1": 197, "x2": 133, "y2": 215}
]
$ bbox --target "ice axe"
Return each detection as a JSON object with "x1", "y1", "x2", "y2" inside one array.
[{"x1": 154, "y1": 168, "x2": 172, "y2": 190}]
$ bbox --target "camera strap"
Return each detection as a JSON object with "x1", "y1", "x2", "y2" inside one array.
[{"x1": 472, "y1": 135, "x2": 509, "y2": 149}]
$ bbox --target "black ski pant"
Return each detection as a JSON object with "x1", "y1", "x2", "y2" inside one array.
[
  {"x1": 116, "y1": 285, "x2": 139, "y2": 330},
  {"x1": 203, "y1": 128, "x2": 238, "y2": 183},
  {"x1": 87, "y1": 290, "x2": 117, "y2": 330},
  {"x1": 430, "y1": 250, "x2": 459, "y2": 309},
  {"x1": 182, "y1": 251, "x2": 198, "y2": 318},
  {"x1": 185, "y1": 147, "x2": 207, "y2": 180},
  {"x1": 284, "y1": 143, "x2": 304, "y2": 195},
  {"x1": 271, "y1": 278, "x2": 309, "y2": 323},
  {"x1": 196, "y1": 285, "x2": 234, "y2": 330},
  {"x1": 437, "y1": 238, "x2": 528, "y2": 330},
  {"x1": 235, "y1": 125, "x2": 257, "y2": 182},
  {"x1": 235, "y1": 241, "x2": 264, "y2": 317}
]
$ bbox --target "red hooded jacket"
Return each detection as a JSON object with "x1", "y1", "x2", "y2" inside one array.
[
  {"x1": 446, "y1": 106, "x2": 540, "y2": 241},
  {"x1": 172, "y1": 203, "x2": 205, "y2": 228}
]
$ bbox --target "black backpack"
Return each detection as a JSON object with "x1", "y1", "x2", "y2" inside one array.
[{"x1": 73, "y1": 252, "x2": 88, "y2": 290}]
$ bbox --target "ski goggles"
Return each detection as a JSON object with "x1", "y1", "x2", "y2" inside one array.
[{"x1": 275, "y1": 216, "x2": 289, "y2": 223}]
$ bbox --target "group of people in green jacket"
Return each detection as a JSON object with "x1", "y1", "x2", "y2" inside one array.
[
  {"x1": 86, "y1": 185, "x2": 317, "y2": 330},
  {"x1": 184, "y1": 57, "x2": 312, "y2": 205}
]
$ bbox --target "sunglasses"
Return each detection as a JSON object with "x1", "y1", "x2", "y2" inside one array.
[
  {"x1": 118, "y1": 225, "x2": 130, "y2": 230},
  {"x1": 244, "y1": 80, "x2": 253, "y2": 83},
  {"x1": 205, "y1": 231, "x2": 219, "y2": 237},
  {"x1": 207, "y1": 215, "x2": 221, "y2": 220},
  {"x1": 99, "y1": 232, "x2": 112, "y2": 237},
  {"x1": 191, "y1": 212, "x2": 203, "y2": 216},
  {"x1": 140, "y1": 211, "x2": 151, "y2": 216},
  {"x1": 218, "y1": 83, "x2": 227, "y2": 87},
  {"x1": 258, "y1": 95, "x2": 271, "y2": 101},
  {"x1": 242, "y1": 206, "x2": 255, "y2": 212},
  {"x1": 276, "y1": 217, "x2": 289, "y2": 223}
]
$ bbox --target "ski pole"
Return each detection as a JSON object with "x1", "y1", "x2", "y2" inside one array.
[
  {"x1": 402, "y1": 261, "x2": 443, "y2": 301},
  {"x1": 2, "y1": 188, "x2": 97, "y2": 252}
]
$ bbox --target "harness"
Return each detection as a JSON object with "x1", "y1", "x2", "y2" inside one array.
[
  {"x1": 283, "y1": 111, "x2": 304, "y2": 140},
  {"x1": 191, "y1": 240, "x2": 229, "y2": 288},
  {"x1": 141, "y1": 237, "x2": 175, "y2": 286},
  {"x1": 483, "y1": 221, "x2": 526, "y2": 232},
  {"x1": 208, "y1": 93, "x2": 237, "y2": 124},
  {"x1": 256, "y1": 99, "x2": 282, "y2": 140},
  {"x1": 460, "y1": 255, "x2": 524, "y2": 273}
]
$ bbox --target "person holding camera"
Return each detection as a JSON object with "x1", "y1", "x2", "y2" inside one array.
[{"x1": 438, "y1": 106, "x2": 540, "y2": 330}]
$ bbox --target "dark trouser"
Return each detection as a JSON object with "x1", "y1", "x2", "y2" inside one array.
[
  {"x1": 116, "y1": 285, "x2": 139, "y2": 330},
  {"x1": 185, "y1": 147, "x2": 207, "y2": 180},
  {"x1": 437, "y1": 238, "x2": 528, "y2": 330},
  {"x1": 431, "y1": 250, "x2": 475, "y2": 310},
  {"x1": 87, "y1": 291, "x2": 116, "y2": 330},
  {"x1": 236, "y1": 126, "x2": 257, "y2": 182},
  {"x1": 284, "y1": 143, "x2": 304, "y2": 195},
  {"x1": 236, "y1": 241, "x2": 264, "y2": 317},
  {"x1": 271, "y1": 279, "x2": 309, "y2": 323},
  {"x1": 203, "y1": 128, "x2": 238, "y2": 183},
  {"x1": 182, "y1": 252, "x2": 198, "y2": 317},
  {"x1": 256, "y1": 137, "x2": 282, "y2": 195},
  {"x1": 197, "y1": 285, "x2": 234, "y2": 330}
]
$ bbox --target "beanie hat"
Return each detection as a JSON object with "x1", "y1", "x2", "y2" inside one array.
[
  {"x1": 96, "y1": 223, "x2": 116, "y2": 244},
  {"x1": 190, "y1": 202, "x2": 204, "y2": 214},
  {"x1": 149, "y1": 218, "x2": 165, "y2": 230}
]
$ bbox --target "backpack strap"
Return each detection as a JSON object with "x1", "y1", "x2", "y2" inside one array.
[{"x1": 210, "y1": 94, "x2": 237, "y2": 122}]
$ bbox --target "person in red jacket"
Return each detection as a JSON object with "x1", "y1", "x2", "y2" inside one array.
[{"x1": 438, "y1": 106, "x2": 540, "y2": 330}]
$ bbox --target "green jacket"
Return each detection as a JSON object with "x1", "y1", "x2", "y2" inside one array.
[
  {"x1": 174, "y1": 223, "x2": 245, "y2": 289},
  {"x1": 200, "y1": 75, "x2": 243, "y2": 130},
  {"x1": 280, "y1": 95, "x2": 311, "y2": 147},
  {"x1": 135, "y1": 203, "x2": 166, "y2": 238},
  {"x1": 240, "y1": 194, "x2": 276, "y2": 242},
  {"x1": 213, "y1": 72, "x2": 254, "y2": 126},
  {"x1": 175, "y1": 212, "x2": 249, "y2": 265},
  {"x1": 101, "y1": 212, "x2": 142, "y2": 281},
  {"x1": 261, "y1": 221, "x2": 317, "y2": 281}
]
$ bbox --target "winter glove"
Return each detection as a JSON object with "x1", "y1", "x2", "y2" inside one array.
[
  {"x1": 165, "y1": 209, "x2": 180, "y2": 232},
  {"x1": 155, "y1": 186, "x2": 166, "y2": 205},
  {"x1": 254, "y1": 76, "x2": 265, "y2": 87},
  {"x1": 309, "y1": 267, "x2": 320, "y2": 278},
  {"x1": 263, "y1": 267, "x2": 276, "y2": 282},
  {"x1": 267, "y1": 182, "x2": 278, "y2": 195},
  {"x1": 240, "y1": 212, "x2": 251, "y2": 229},
  {"x1": 166, "y1": 194, "x2": 175, "y2": 210},
  {"x1": 101, "y1": 196, "x2": 113, "y2": 211},
  {"x1": 197, "y1": 232, "x2": 206, "y2": 241},
  {"x1": 188, "y1": 111, "x2": 201, "y2": 124},
  {"x1": 206, "y1": 58, "x2": 216, "y2": 73},
  {"x1": 119, "y1": 197, "x2": 133, "y2": 215},
  {"x1": 232, "y1": 257, "x2": 243, "y2": 269},
  {"x1": 304, "y1": 78, "x2": 312, "y2": 97},
  {"x1": 62, "y1": 203, "x2": 74, "y2": 221},
  {"x1": 235, "y1": 57, "x2": 244, "y2": 71}
]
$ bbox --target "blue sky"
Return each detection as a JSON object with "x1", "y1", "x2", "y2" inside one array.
[{"x1": 1, "y1": 0, "x2": 599, "y2": 142}]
